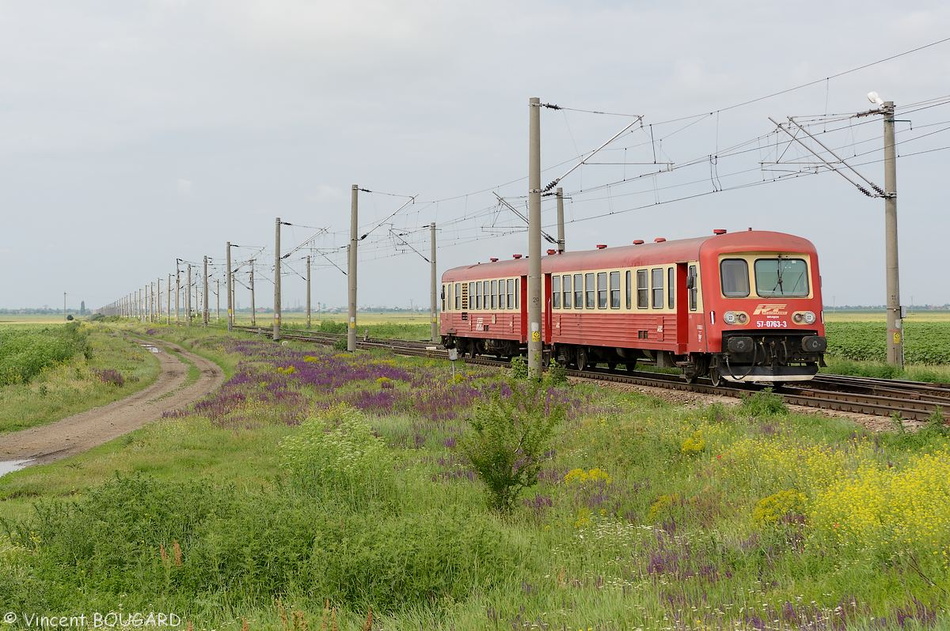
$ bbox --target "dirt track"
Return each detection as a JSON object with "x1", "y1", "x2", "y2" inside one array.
[{"x1": 0, "y1": 339, "x2": 224, "y2": 466}]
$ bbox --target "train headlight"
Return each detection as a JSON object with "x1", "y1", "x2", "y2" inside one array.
[
  {"x1": 723, "y1": 311, "x2": 748, "y2": 325},
  {"x1": 792, "y1": 311, "x2": 816, "y2": 325}
]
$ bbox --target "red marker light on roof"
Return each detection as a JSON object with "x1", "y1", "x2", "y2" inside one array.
[
  {"x1": 512, "y1": 254, "x2": 523, "y2": 259},
  {"x1": 654, "y1": 237, "x2": 667, "y2": 243},
  {"x1": 632, "y1": 240, "x2": 644, "y2": 245},
  {"x1": 546, "y1": 249, "x2": 557, "y2": 255},
  {"x1": 713, "y1": 229, "x2": 727, "y2": 235},
  {"x1": 489, "y1": 257, "x2": 498, "y2": 262},
  {"x1": 596, "y1": 244, "x2": 607, "y2": 249}
]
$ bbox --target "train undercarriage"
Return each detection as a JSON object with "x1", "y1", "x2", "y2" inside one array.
[{"x1": 442, "y1": 331, "x2": 827, "y2": 387}]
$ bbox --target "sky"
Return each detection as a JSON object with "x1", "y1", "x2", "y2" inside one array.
[{"x1": 2, "y1": 1, "x2": 949, "y2": 312}]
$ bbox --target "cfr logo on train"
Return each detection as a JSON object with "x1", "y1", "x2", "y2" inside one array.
[{"x1": 752, "y1": 304, "x2": 788, "y2": 316}]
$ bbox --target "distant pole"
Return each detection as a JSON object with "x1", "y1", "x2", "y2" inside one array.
[
  {"x1": 249, "y1": 260, "x2": 256, "y2": 327},
  {"x1": 430, "y1": 222, "x2": 438, "y2": 342},
  {"x1": 166, "y1": 273, "x2": 171, "y2": 324},
  {"x1": 157, "y1": 278, "x2": 162, "y2": 323},
  {"x1": 215, "y1": 278, "x2": 220, "y2": 322},
  {"x1": 175, "y1": 262, "x2": 181, "y2": 325},
  {"x1": 527, "y1": 96, "x2": 543, "y2": 378},
  {"x1": 556, "y1": 187, "x2": 566, "y2": 254},
  {"x1": 306, "y1": 254, "x2": 312, "y2": 329},
  {"x1": 882, "y1": 101, "x2": 903, "y2": 368},
  {"x1": 186, "y1": 264, "x2": 192, "y2": 325},
  {"x1": 348, "y1": 185, "x2": 358, "y2": 352},
  {"x1": 226, "y1": 242, "x2": 233, "y2": 332},
  {"x1": 203, "y1": 255, "x2": 210, "y2": 326},
  {"x1": 274, "y1": 217, "x2": 281, "y2": 341}
]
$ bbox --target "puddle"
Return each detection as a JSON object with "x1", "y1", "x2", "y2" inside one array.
[{"x1": 0, "y1": 460, "x2": 33, "y2": 477}]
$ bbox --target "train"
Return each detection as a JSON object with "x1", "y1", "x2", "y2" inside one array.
[{"x1": 439, "y1": 228, "x2": 827, "y2": 386}]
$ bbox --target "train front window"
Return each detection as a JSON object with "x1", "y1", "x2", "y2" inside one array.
[
  {"x1": 755, "y1": 257, "x2": 809, "y2": 297},
  {"x1": 720, "y1": 259, "x2": 750, "y2": 298}
]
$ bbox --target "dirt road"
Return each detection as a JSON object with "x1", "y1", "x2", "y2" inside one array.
[{"x1": 0, "y1": 339, "x2": 224, "y2": 466}]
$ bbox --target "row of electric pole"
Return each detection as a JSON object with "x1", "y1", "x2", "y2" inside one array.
[{"x1": 101, "y1": 94, "x2": 903, "y2": 374}]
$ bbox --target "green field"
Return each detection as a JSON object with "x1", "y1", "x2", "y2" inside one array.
[{"x1": 1, "y1": 322, "x2": 949, "y2": 629}]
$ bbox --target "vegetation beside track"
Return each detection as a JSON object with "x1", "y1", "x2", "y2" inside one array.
[{"x1": 1, "y1": 323, "x2": 949, "y2": 629}]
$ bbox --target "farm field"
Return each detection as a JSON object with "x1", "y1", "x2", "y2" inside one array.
[{"x1": 1, "y1": 323, "x2": 949, "y2": 629}]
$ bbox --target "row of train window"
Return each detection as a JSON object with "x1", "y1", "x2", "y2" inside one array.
[
  {"x1": 445, "y1": 278, "x2": 520, "y2": 311},
  {"x1": 443, "y1": 266, "x2": 699, "y2": 312}
]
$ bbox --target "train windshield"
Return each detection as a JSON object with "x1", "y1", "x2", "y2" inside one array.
[{"x1": 754, "y1": 257, "x2": 809, "y2": 297}]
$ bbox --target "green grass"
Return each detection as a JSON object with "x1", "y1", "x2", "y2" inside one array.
[
  {"x1": 0, "y1": 324, "x2": 161, "y2": 434},
  {"x1": 2, "y1": 325, "x2": 949, "y2": 629}
]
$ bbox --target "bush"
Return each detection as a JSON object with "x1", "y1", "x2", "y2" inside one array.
[
  {"x1": 280, "y1": 404, "x2": 396, "y2": 509},
  {"x1": 457, "y1": 381, "x2": 565, "y2": 512},
  {"x1": 740, "y1": 388, "x2": 787, "y2": 416}
]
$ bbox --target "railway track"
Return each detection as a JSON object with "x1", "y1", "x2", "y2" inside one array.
[{"x1": 233, "y1": 326, "x2": 950, "y2": 424}]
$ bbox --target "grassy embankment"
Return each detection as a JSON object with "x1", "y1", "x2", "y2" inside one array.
[{"x1": 1, "y1": 321, "x2": 949, "y2": 629}]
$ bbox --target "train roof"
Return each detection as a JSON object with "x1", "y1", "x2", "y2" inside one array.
[{"x1": 441, "y1": 230, "x2": 818, "y2": 281}]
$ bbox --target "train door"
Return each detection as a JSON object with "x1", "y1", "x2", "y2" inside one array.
[
  {"x1": 543, "y1": 273, "x2": 553, "y2": 344},
  {"x1": 675, "y1": 262, "x2": 689, "y2": 354},
  {"x1": 519, "y1": 275, "x2": 528, "y2": 343}
]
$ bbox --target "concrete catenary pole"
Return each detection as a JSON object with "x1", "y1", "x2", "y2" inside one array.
[
  {"x1": 226, "y1": 242, "x2": 233, "y2": 332},
  {"x1": 166, "y1": 273, "x2": 172, "y2": 324},
  {"x1": 215, "y1": 278, "x2": 220, "y2": 322},
  {"x1": 882, "y1": 101, "x2": 903, "y2": 368},
  {"x1": 527, "y1": 96, "x2": 543, "y2": 378},
  {"x1": 274, "y1": 217, "x2": 282, "y2": 341},
  {"x1": 175, "y1": 261, "x2": 181, "y2": 325},
  {"x1": 430, "y1": 222, "x2": 438, "y2": 343},
  {"x1": 186, "y1": 264, "x2": 192, "y2": 325},
  {"x1": 556, "y1": 187, "x2": 566, "y2": 254},
  {"x1": 249, "y1": 260, "x2": 256, "y2": 327},
  {"x1": 306, "y1": 254, "x2": 312, "y2": 330},
  {"x1": 348, "y1": 185, "x2": 358, "y2": 352},
  {"x1": 203, "y1": 255, "x2": 210, "y2": 326}
]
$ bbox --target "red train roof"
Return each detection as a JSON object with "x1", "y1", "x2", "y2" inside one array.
[{"x1": 442, "y1": 230, "x2": 818, "y2": 281}]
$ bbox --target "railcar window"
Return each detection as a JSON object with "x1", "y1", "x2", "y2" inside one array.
[
  {"x1": 637, "y1": 270, "x2": 648, "y2": 309},
  {"x1": 454, "y1": 283, "x2": 461, "y2": 310},
  {"x1": 507, "y1": 279, "x2": 514, "y2": 309},
  {"x1": 585, "y1": 273, "x2": 595, "y2": 309},
  {"x1": 610, "y1": 271, "x2": 621, "y2": 309},
  {"x1": 563, "y1": 275, "x2": 572, "y2": 309},
  {"x1": 597, "y1": 272, "x2": 607, "y2": 309},
  {"x1": 552, "y1": 276, "x2": 561, "y2": 308},
  {"x1": 651, "y1": 268, "x2": 664, "y2": 308},
  {"x1": 720, "y1": 259, "x2": 750, "y2": 297},
  {"x1": 490, "y1": 280, "x2": 497, "y2": 309},
  {"x1": 515, "y1": 278, "x2": 520, "y2": 309},
  {"x1": 668, "y1": 267, "x2": 675, "y2": 309},
  {"x1": 755, "y1": 258, "x2": 809, "y2": 297},
  {"x1": 625, "y1": 271, "x2": 632, "y2": 309},
  {"x1": 443, "y1": 284, "x2": 448, "y2": 312},
  {"x1": 574, "y1": 274, "x2": 584, "y2": 309},
  {"x1": 475, "y1": 281, "x2": 482, "y2": 310},
  {"x1": 688, "y1": 266, "x2": 697, "y2": 311}
]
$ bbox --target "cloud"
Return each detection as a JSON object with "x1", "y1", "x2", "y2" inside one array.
[{"x1": 176, "y1": 178, "x2": 193, "y2": 196}]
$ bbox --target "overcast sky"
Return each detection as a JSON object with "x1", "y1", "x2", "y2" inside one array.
[{"x1": 2, "y1": 1, "x2": 949, "y2": 312}]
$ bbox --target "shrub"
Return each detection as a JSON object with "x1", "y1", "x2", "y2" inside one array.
[
  {"x1": 740, "y1": 388, "x2": 787, "y2": 416},
  {"x1": 280, "y1": 404, "x2": 396, "y2": 509},
  {"x1": 457, "y1": 381, "x2": 565, "y2": 512}
]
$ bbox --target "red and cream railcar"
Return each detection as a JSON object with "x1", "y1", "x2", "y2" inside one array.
[{"x1": 440, "y1": 229, "x2": 827, "y2": 385}]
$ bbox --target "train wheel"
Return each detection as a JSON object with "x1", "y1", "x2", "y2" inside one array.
[
  {"x1": 625, "y1": 360, "x2": 637, "y2": 374},
  {"x1": 709, "y1": 366, "x2": 722, "y2": 388},
  {"x1": 575, "y1": 347, "x2": 588, "y2": 371},
  {"x1": 607, "y1": 361, "x2": 617, "y2": 372}
]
